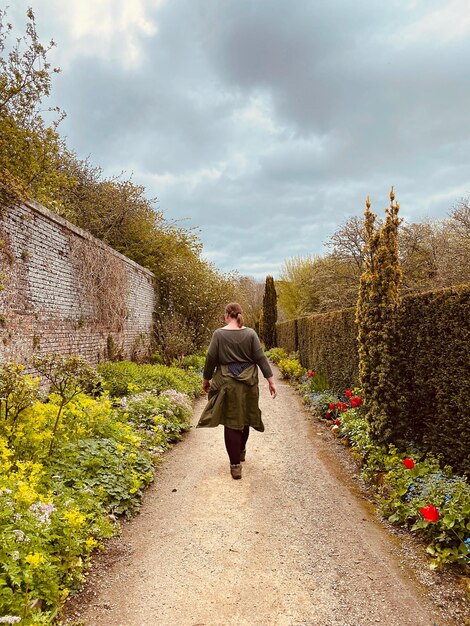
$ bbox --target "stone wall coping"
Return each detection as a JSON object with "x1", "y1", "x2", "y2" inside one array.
[{"x1": 23, "y1": 199, "x2": 155, "y2": 279}]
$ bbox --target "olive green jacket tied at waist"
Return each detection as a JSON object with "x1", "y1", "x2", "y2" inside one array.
[{"x1": 197, "y1": 363, "x2": 265, "y2": 431}]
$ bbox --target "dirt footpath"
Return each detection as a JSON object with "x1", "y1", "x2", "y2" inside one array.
[{"x1": 63, "y1": 370, "x2": 456, "y2": 626}]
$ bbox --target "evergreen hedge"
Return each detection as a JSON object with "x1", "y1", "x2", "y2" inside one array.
[
  {"x1": 276, "y1": 284, "x2": 470, "y2": 474},
  {"x1": 392, "y1": 284, "x2": 470, "y2": 474},
  {"x1": 277, "y1": 309, "x2": 359, "y2": 391},
  {"x1": 276, "y1": 318, "x2": 298, "y2": 355}
]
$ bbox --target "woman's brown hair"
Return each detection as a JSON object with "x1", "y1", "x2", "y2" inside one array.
[{"x1": 225, "y1": 302, "x2": 244, "y2": 328}]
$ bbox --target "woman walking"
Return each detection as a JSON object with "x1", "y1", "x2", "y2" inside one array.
[{"x1": 197, "y1": 302, "x2": 277, "y2": 479}]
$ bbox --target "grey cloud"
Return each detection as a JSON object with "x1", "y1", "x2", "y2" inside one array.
[{"x1": 9, "y1": 0, "x2": 470, "y2": 278}]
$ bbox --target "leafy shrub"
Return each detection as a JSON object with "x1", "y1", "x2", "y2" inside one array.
[
  {"x1": 265, "y1": 347, "x2": 288, "y2": 364},
  {"x1": 277, "y1": 357, "x2": 306, "y2": 381},
  {"x1": 173, "y1": 353, "x2": 206, "y2": 372},
  {"x1": 32, "y1": 355, "x2": 102, "y2": 454},
  {"x1": 121, "y1": 390, "x2": 192, "y2": 453},
  {"x1": 154, "y1": 311, "x2": 197, "y2": 364},
  {"x1": 6, "y1": 393, "x2": 119, "y2": 464},
  {"x1": 150, "y1": 351, "x2": 165, "y2": 365},
  {"x1": 50, "y1": 437, "x2": 154, "y2": 517},
  {"x1": 98, "y1": 361, "x2": 202, "y2": 398}
]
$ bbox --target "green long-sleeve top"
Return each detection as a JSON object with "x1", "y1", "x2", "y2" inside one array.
[{"x1": 203, "y1": 327, "x2": 273, "y2": 380}]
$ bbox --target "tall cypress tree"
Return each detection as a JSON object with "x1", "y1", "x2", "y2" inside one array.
[
  {"x1": 263, "y1": 275, "x2": 277, "y2": 349},
  {"x1": 356, "y1": 188, "x2": 402, "y2": 443}
]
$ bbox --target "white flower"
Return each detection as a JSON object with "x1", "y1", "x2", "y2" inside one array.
[
  {"x1": 11, "y1": 551, "x2": 20, "y2": 561},
  {"x1": 11, "y1": 530, "x2": 25, "y2": 542},
  {"x1": 0, "y1": 616, "x2": 22, "y2": 624}
]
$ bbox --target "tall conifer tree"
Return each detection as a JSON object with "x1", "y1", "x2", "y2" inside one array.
[
  {"x1": 263, "y1": 275, "x2": 278, "y2": 349},
  {"x1": 356, "y1": 188, "x2": 402, "y2": 442}
]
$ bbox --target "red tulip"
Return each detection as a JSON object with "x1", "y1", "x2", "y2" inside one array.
[
  {"x1": 335, "y1": 418, "x2": 341, "y2": 426},
  {"x1": 345, "y1": 389, "x2": 352, "y2": 397},
  {"x1": 420, "y1": 505, "x2": 440, "y2": 523},
  {"x1": 325, "y1": 411, "x2": 332, "y2": 419},
  {"x1": 336, "y1": 402, "x2": 342, "y2": 409},
  {"x1": 340, "y1": 402, "x2": 348, "y2": 411},
  {"x1": 350, "y1": 398, "x2": 358, "y2": 408},
  {"x1": 403, "y1": 458, "x2": 415, "y2": 469},
  {"x1": 329, "y1": 402, "x2": 335, "y2": 410},
  {"x1": 307, "y1": 370, "x2": 315, "y2": 378},
  {"x1": 355, "y1": 397, "x2": 362, "y2": 405}
]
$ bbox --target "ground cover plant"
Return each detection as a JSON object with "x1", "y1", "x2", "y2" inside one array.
[
  {"x1": 0, "y1": 356, "x2": 199, "y2": 624},
  {"x1": 97, "y1": 360, "x2": 202, "y2": 398}
]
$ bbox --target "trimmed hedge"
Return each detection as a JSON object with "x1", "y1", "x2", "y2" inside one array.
[
  {"x1": 276, "y1": 284, "x2": 470, "y2": 474},
  {"x1": 277, "y1": 309, "x2": 359, "y2": 392},
  {"x1": 276, "y1": 319, "x2": 298, "y2": 355},
  {"x1": 392, "y1": 284, "x2": 470, "y2": 474}
]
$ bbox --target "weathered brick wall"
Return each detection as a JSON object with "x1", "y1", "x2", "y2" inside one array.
[{"x1": 0, "y1": 199, "x2": 156, "y2": 367}]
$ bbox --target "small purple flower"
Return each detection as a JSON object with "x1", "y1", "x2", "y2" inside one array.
[{"x1": 29, "y1": 502, "x2": 56, "y2": 524}]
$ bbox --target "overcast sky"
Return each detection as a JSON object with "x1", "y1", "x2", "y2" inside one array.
[{"x1": 9, "y1": 0, "x2": 470, "y2": 279}]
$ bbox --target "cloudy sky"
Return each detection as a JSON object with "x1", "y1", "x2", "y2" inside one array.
[{"x1": 9, "y1": 0, "x2": 470, "y2": 278}]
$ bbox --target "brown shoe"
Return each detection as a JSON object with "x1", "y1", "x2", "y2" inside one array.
[
  {"x1": 230, "y1": 464, "x2": 242, "y2": 479},
  {"x1": 240, "y1": 449, "x2": 246, "y2": 462}
]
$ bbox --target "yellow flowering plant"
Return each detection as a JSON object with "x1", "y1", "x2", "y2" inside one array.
[{"x1": 0, "y1": 356, "x2": 198, "y2": 623}]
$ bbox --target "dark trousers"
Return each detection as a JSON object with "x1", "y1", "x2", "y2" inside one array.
[{"x1": 224, "y1": 425, "x2": 250, "y2": 465}]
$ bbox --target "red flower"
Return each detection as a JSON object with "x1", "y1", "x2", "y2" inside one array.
[
  {"x1": 345, "y1": 389, "x2": 352, "y2": 397},
  {"x1": 336, "y1": 402, "x2": 342, "y2": 409},
  {"x1": 355, "y1": 397, "x2": 362, "y2": 405},
  {"x1": 340, "y1": 402, "x2": 348, "y2": 411},
  {"x1": 420, "y1": 505, "x2": 440, "y2": 523},
  {"x1": 307, "y1": 370, "x2": 315, "y2": 378},
  {"x1": 403, "y1": 458, "x2": 415, "y2": 469},
  {"x1": 325, "y1": 411, "x2": 332, "y2": 419},
  {"x1": 329, "y1": 402, "x2": 335, "y2": 410},
  {"x1": 335, "y1": 418, "x2": 341, "y2": 426}
]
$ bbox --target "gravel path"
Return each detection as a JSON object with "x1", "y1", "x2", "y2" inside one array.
[{"x1": 64, "y1": 370, "x2": 450, "y2": 626}]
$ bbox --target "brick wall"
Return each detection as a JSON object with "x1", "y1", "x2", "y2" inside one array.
[{"x1": 0, "y1": 199, "x2": 156, "y2": 367}]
